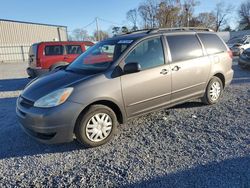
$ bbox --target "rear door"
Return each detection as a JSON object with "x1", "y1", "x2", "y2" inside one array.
[
  {"x1": 65, "y1": 44, "x2": 83, "y2": 63},
  {"x1": 28, "y1": 43, "x2": 38, "y2": 68},
  {"x1": 166, "y1": 34, "x2": 211, "y2": 103},
  {"x1": 41, "y1": 44, "x2": 65, "y2": 69},
  {"x1": 121, "y1": 36, "x2": 172, "y2": 117}
]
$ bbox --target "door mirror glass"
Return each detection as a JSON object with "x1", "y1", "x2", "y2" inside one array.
[{"x1": 124, "y1": 62, "x2": 141, "y2": 74}]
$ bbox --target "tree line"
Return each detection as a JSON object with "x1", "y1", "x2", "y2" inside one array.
[{"x1": 69, "y1": 0, "x2": 250, "y2": 41}]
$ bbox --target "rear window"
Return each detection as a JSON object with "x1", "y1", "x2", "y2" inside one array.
[
  {"x1": 44, "y1": 45, "x2": 64, "y2": 56},
  {"x1": 166, "y1": 35, "x2": 203, "y2": 62},
  {"x1": 198, "y1": 33, "x2": 227, "y2": 55},
  {"x1": 29, "y1": 44, "x2": 38, "y2": 56},
  {"x1": 66, "y1": 45, "x2": 82, "y2": 54}
]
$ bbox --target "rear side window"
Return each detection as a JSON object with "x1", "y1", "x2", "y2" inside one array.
[
  {"x1": 198, "y1": 33, "x2": 227, "y2": 55},
  {"x1": 45, "y1": 45, "x2": 64, "y2": 56},
  {"x1": 66, "y1": 45, "x2": 82, "y2": 54},
  {"x1": 166, "y1": 35, "x2": 203, "y2": 62}
]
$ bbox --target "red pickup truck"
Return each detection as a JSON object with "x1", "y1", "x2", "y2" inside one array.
[{"x1": 27, "y1": 41, "x2": 94, "y2": 77}]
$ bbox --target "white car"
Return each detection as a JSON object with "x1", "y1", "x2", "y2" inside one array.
[{"x1": 228, "y1": 37, "x2": 250, "y2": 55}]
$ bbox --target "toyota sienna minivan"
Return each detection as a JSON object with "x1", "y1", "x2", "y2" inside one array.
[{"x1": 16, "y1": 28, "x2": 234, "y2": 147}]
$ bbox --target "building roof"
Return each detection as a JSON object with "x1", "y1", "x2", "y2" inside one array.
[{"x1": 0, "y1": 18, "x2": 67, "y2": 28}]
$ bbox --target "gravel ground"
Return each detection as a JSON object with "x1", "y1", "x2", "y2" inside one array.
[{"x1": 0, "y1": 59, "x2": 249, "y2": 187}]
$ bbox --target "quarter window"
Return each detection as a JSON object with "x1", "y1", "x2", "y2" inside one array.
[
  {"x1": 198, "y1": 33, "x2": 227, "y2": 55},
  {"x1": 45, "y1": 45, "x2": 64, "y2": 56},
  {"x1": 66, "y1": 45, "x2": 82, "y2": 54},
  {"x1": 125, "y1": 37, "x2": 165, "y2": 70},
  {"x1": 166, "y1": 35, "x2": 203, "y2": 62}
]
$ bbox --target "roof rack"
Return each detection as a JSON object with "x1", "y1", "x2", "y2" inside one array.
[
  {"x1": 114, "y1": 27, "x2": 213, "y2": 37},
  {"x1": 148, "y1": 27, "x2": 214, "y2": 33}
]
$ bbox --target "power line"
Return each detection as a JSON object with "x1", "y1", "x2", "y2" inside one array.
[
  {"x1": 82, "y1": 19, "x2": 96, "y2": 29},
  {"x1": 98, "y1": 17, "x2": 123, "y2": 26}
]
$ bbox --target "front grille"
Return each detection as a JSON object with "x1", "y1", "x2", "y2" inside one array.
[{"x1": 19, "y1": 96, "x2": 34, "y2": 108}]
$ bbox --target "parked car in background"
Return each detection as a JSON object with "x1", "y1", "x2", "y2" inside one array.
[
  {"x1": 17, "y1": 28, "x2": 233, "y2": 147},
  {"x1": 27, "y1": 41, "x2": 94, "y2": 78},
  {"x1": 238, "y1": 48, "x2": 250, "y2": 69},
  {"x1": 227, "y1": 36, "x2": 250, "y2": 56}
]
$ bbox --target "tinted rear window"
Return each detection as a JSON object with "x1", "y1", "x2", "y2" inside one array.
[
  {"x1": 29, "y1": 44, "x2": 38, "y2": 56},
  {"x1": 198, "y1": 33, "x2": 227, "y2": 55},
  {"x1": 166, "y1": 35, "x2": 203, "y2": 62},
  {"x1": 45, "y1": 45, "x2": 64, "y2": 56},
  {"x1": 66, "y1": 45, "x2": 82, "y2": 54}
]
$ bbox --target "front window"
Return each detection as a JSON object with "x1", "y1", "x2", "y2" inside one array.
[{"x1": 66, "y1": 39, "x2": 133, "y2": 73}]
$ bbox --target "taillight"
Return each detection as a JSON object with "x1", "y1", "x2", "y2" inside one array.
[
  {"x1": 228, "y1": 50, "x2": 233, "y2": 59},
  {"x1": 36, "y1": 58, "x2": 41, "y2": 67}
]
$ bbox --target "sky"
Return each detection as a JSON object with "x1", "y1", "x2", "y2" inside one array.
[{"x1": 0, "y1": 0, "x2": 245, "y2": 35}]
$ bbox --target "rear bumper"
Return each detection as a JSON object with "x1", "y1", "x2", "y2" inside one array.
[
  {"x1": 16, "y1": 97, "x2": 85, "y2": 144},
  {"x1": 27, "y1": 67, "x2": 49, "y2": 78}
]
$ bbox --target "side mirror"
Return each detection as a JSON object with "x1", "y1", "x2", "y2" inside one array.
[
  {"x1": 124, "y1": 62, "x2": 141, "y2": 74},
  {"x1": 245, "y1": 42, "x2": 249, "y2": 44}
]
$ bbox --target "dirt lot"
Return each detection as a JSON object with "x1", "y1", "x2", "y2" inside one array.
[{"x1": 0, "y1": 59, "x2": 249, "y2": 187}]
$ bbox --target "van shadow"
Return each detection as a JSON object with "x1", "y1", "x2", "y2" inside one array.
[
  {"x1": 171, "y1": 101, "x2": 205, "y2": 109},
  {"x1": 0, "y1": 78, "x2": 30, "y2": 92},
  {"x1": 0, "y1": 97, "x2": 83, "y2": 159},
  {"x1": 124, "y1": 156, "x2": 250, "y2": 188}
]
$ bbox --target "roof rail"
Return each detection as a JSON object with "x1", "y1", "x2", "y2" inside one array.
[
  {"x1": 113, "y1": 27, "x2": 213, "y2": 37},
  {"x1": 149, "y1": 27, "x2": 214, "y2": 33}
]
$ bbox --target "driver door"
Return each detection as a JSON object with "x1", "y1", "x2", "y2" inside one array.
[{"x1": 121, "y1": 37, "x2": 172, "y2": 117}]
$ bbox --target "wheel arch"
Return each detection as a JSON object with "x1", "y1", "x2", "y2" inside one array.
[
  {"x1": 213, "y1": 72, "x2": 225, "y2": 88},
  {"x1": 75, "y1": 100, "x2": 125, "y2": 129}
]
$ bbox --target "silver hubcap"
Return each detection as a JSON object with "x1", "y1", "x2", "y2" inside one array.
[
  {"x1": 86, "y1": 113, "x2": 112, "y2": 142},
  {"x1": 209, "y1": 81, "x2": 221, "y2": 101}
]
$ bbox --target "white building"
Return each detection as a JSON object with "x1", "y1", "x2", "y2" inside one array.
[{"x1": 0, "y1": 19, "x2": 68, "y2": 62}]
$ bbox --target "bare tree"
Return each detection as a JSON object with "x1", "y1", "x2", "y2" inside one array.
[
  {"x1": 156, "y1": 0, "x2": 181, "y2": 28},
  {"x1": 72, "y1": 28, "x2": 88, "y2": 41},
  {"x1": 195, "y1": 12, "x2": 216, "y2": 29},
  {"x1": 127, "y1": 9, "x2": 138, "y2": 30},
  {"x1": 238, "y1": 0, "x2": 250, "y2": 30},
  {"x1": 138, "y1": 0, "x2": 159, "y2": 29},
  {"x1": 112, "y1": 27, "x2": 120, "y2": 35},
  {"x1": 94, "y1": 30, "x2": 109, "y2": 41},
  {"x1": 214, "y1": 1, "x2": 233, "y2": 31}
]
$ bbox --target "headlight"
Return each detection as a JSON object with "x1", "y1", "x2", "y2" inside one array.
[{"x1": 34, "y1": 87, "x2": 73, "y2": 108}]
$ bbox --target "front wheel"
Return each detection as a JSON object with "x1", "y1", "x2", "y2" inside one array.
[
  {"x1": 201, "y1": 76, "x2": 223, "y2": 105},
  {"x1": 75, "y1": 105, "x2": 117, "y2": 147}
]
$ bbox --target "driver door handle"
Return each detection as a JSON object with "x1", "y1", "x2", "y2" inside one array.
[
  {"x1": 160, "y1": 69, "x2": 169, "y2": 75},
  {"x1": 172, "y1": 65, "x2": 181, "y2": 71}
]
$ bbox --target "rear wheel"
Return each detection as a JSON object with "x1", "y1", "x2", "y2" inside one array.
[
  {"x1": 201, "y1": 76, "x2": 223, "y2": 105},
  {"x1": 75, "y1": 105, "x2": 117, "y2": 147}
]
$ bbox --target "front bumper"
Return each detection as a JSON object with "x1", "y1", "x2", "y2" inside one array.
[
  {"x1": 16, "y1": 96, "x2": 85, "y2": 144},
  {"x1": 27, "y1": 67, "x2": 49, "y2": 78}
]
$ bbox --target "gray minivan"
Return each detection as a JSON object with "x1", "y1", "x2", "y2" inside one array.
[{"x1": 16, "y1": 28, "x2": 234, "y2": 147}]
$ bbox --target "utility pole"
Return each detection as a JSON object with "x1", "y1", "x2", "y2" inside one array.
[{"x1": 95, "y1": 17, "x2": 100, "y2": 41}]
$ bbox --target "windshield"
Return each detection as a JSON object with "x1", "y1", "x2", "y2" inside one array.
[{"x1": 66, "y1": 39, "x2": 133, "y2": 73}]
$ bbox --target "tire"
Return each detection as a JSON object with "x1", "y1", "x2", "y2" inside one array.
[
  {"x1": 75, "y1": 105, "x2": 117, "y2": 147},
  {"x1": 201, "y1": 76, "x2": 223, "y2": 105}
]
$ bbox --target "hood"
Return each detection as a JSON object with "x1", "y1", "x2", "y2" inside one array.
[{"x1": 22, "y1": 70, "x2": 97, "y2": 101}]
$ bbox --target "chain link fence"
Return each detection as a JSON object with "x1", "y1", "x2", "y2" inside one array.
[{"x1": 0, "y1": 45, "x2": 30, "y2": 63}]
